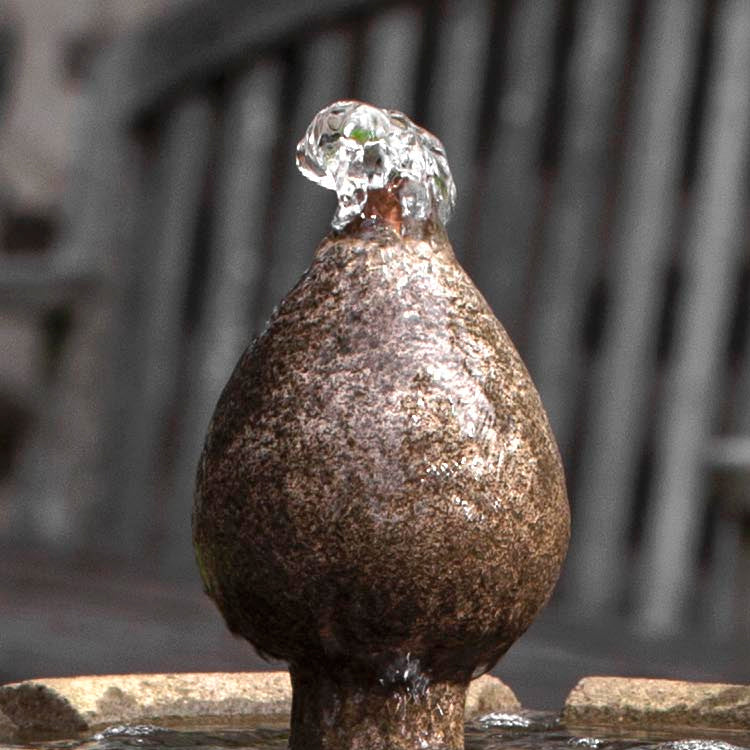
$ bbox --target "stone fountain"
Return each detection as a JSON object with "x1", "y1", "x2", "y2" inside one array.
[{"x1": 192, "y1": 101, "x2": 570, "y2": 750}]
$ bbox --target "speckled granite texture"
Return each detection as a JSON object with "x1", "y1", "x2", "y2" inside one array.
[
  {"x1": 0, "y1": 672, "x2": 291, "y2": 739},
  {"x1": 564, "y1": 676, "x2": 750, "y2": 730},
  {"x1": 193, "y1": 218, "x2": 569, "y2": 749},
  {"x1": 0, "y1": 672, "x2": 517, "y2": 741}
]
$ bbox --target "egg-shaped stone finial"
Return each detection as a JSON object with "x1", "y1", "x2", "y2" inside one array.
[{"x1": 193, "y1": 101, "x2": 569, "y2": 750}]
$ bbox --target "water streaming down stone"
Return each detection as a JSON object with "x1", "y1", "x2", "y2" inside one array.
[{"x1": 192, "y1": 100, "x2": 570, "y2": 750}]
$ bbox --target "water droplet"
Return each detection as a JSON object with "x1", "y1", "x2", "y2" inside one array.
[
  {"x1": 379, "y1": 652, "x2": 430, "y2": 698},
  {"x1": 296, "y1": 100, "x2": 456, "y2": 231}
]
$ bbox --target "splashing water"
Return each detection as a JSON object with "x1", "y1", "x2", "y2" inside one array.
[
  {"x1": 378, "y1": 652, "x2": 430, "y2": 698},
  {"x1": 296, "y1": 100, "x2": 456, "y2": 231}
]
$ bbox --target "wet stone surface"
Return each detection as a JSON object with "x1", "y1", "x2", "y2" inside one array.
[
  {"x1": 564, "y1": 678, "x2": 750, "y2": 732},
  {"x1": 0, "y1": 673, "x2": 292, "y2": 740},
  {"x1": 0, "y1": 673, "x2": 516, "y2": 742},
  {"x1": 193, "y1": 225, "x2": 569, "y2": 749}
]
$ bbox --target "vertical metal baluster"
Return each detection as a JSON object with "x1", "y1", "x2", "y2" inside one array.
[
  {"x1": 257, "y1": 29, "x2": 354, "y2": 329},
  {"x1": 637, "y1": 0, "x2": 750, "y2": 633},
  {"x1": 469, "y1": 0, "x2": 562, "y2": 346},
  {"x1": 17, "y1": 45, "x2": 142, "y2": 551},
  {"x1": 114, "y1": 96, "x2": 214, "y2": 558},
  {"x1": 424, "y1": 0, "x2": 494, "y2": 261},
  {"x1": 525, "y1": 0, "x2": 632, "y2": 463},
  {"x1": 565, "y1": 0, "x2": 703, "y2": 617},
  {"x1": 165, "y1": 61, "x2": 286, "y2": 577},
  {"x1": 356, "y1": 3, "x2": 423, "y2": 115}
]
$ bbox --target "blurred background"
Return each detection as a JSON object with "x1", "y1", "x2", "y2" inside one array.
[{"x1": 1, "y1": 0, "x2": 750, "y2": 709}]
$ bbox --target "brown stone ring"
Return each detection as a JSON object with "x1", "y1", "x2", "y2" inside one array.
[{"x1": 192, "y1": 100, "x2": 570, "y2": 750}]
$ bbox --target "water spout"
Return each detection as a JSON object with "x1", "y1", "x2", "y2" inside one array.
[{"x1": 296, "y1": 100, "x2": 455, "y2": 232}]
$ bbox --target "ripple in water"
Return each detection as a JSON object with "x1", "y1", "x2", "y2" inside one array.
[
  {"x1": 7, "y1": 717, "x2": 750, "y2": 750},
  {"x1": 478, "y1": 711, "x2": 561, "y2": 730}
]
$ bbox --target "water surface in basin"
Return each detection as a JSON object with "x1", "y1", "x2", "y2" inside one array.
[{"x1": 4, "y1": 712, "x2": 750, "y2": 750}]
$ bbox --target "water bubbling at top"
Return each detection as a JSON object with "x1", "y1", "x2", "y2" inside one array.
[{"x1": 296, "y1": 100, "x2": 456, "y2": 231}]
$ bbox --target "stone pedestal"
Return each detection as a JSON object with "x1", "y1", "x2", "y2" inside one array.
[{"x1": 290, "y1": 668, "x2": 466, "y2": 750}]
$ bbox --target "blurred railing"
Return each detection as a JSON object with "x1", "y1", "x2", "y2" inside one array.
[{"x1": 4, "y1": 0, "x2": 750, "y2": 642}]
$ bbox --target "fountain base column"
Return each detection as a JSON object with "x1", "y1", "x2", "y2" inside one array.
[{"x1": 289, "y1": 665, "x2": 468, "y2": 750}]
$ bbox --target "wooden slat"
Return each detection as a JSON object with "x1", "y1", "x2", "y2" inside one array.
[
  {"x1": 706, "y1": 439, "x2": 750, "y2": 637},
  {"x1": 712, "y1": 306, "x2": 750, "y2": 633},
  {"x1": 564, "y1": 0, "x2": 703, "y2": 615},
  {"x1": 0, "y1": 259, "x2": 95, "y2": 309},
  {"x1": 707, "y1": 436, "x2": 750, "y2": 473},
  {"x1": 726, "y1": 268, "x2": 750, "y2": 438},
  {"x1": 707, "y1": 510, "x2": 744, "y2": 638},
  {"x1": 355, "y1": 3, "x2": 423, "y2": 114},
  {"x1": 525, "y1": 0, "x2": 633, "y2": 461},
  {"x1": 165, "y1": 61, "x2": 286, "y2": 576},
  {"x1": 117, "y1": 0, "x2": 382, "y2": 120},
  {"x1": 635, "y1": 0, "x2": 750, "y2": 633},
  {"x1": 113, "y1": 96, "x2": 215, "y2": 556},
  {"x1": 468, "y1": 0, "x2": 561, "y2": 343},
  {"x1": 12, "y1": 46, "x2": 144, "y2": 549},
  {"x1": 740, "y1": 545, "x2": 750, "y2": 639},
  {"x1": 0, "y1": 40, "x2": 137, "y2": 310},
  {"x1": 256, "y1": 29, "x2": 353, "y2": 329},
  {"x1": 424, "y1": 0, "x2": 494, "y2": 261}
]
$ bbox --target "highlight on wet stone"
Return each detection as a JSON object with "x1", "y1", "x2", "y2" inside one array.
[{"x1": 296, "y1": 100, "x2": 456, "y2": 231}]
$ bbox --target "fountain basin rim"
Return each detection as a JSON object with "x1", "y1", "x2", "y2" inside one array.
[
  {"x1": 564, "y1": 676, "x2": 750, "y2": 733},
  {"x1": 0, "y1": 671, "x2": 517, "y2": 742},
  {"x1": 2, "y1": 672, "x2": 749, "y2": 741}
]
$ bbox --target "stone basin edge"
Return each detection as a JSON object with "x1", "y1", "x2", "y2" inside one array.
[
  {"x1": 2, "y1": 672, "x2": 749, "y2": 741},
  {"x1": 0, "y1": 671, "x2": 519, "y2": 741},
  {"x1": 563, "y1": 676, "x2": 750, "y2": 732}
]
